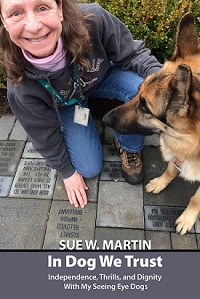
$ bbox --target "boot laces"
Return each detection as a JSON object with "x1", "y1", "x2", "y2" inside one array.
[
  {"x1": 123, "y1": 151, "x2": 139, "y2": 166},
  {"x1": 114, "y1": 139, "x2": 140, "y2": 167},
  {"x1": 117, "y1": 147, "x2": 139, "y2": 166}
]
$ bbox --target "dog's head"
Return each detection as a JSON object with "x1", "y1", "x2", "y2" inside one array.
[{"x1": 103, "y1": 12, "x2": 200, "y2": 135}]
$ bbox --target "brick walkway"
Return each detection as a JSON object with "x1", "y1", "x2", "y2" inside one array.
[{"x1": 0, "y1": 114, "x2": 199, "y2": 250}]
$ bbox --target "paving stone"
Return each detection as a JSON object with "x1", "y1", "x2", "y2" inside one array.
[
  {"x1": 171, "y1": 233, "x2": 198, "y2": 249},
  {"x1": 144, "y1": 205, "x2": 195, "y2": 232},
  {"x1": 53, "y1": 174, "x2": 98, "y2": 202},
  {"x1": 95, "y1": 227, "x2": 145, "y2": 249},
  {"x1": 43, "y1": 201, "x2": 97, "y2": 249},
  {"x1": 9, "y1": 120, "x2": 28, "y2": 141},
  {"x1": 22, "y1": 142, "x2": 43, "y2": 159},
  {"x1": 194, "y1": 213, "x2": 200, "y2": 233},
  {"x1": 143, "y1": 147, "x2": 199, "y2": 206},
  {"x1": 0, "y1": 198, "x2": 51, "y2": 249},
  {"x1": 53, "y1": 174, "x2": 67, "y2": 201},
  {"x1": 100, "y1": 161, "x2": 125, "y2": 181},
  {"x1": 85, "y1": 176, "x2": 99, "y2": 203},
  {"x1": 0, "y1": 114, "x2": 16, "y2": 140},
  {"x1": 196, "y1": 234, "x2": 200, "y2": 249},
  {"x1": 0, "y1": 141, "x2": 25, "y2": 175},
  {"x1": 103, "y1": 144, "x2": 120, "y2": 161},
  {"x1": 9, "y1": 159, "x2": 57, "y2": 199},
  {"x1": 97, "y1": 181, "x2": 144, "y2": 229},
  {"x1": 0, "y1": 176, "x2": 13, "y2": 197},
  {"x1": 145, "y1": 231, "x2": 171, "y2": 249}
]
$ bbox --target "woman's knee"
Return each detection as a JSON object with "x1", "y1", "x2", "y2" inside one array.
[{"x1": 78, "y1": 159, "x2": 103, "y2": 179}]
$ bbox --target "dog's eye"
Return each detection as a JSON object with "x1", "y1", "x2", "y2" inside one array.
[{"x1": 139, "y1": 96, "x2": 151, "y2": 114}]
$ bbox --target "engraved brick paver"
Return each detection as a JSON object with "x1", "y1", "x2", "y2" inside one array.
[
  {"x1": 0, "y1": 141, "x2": 25, "y2": 175},
  {"x1": 9, "y1": 159, "x2": 57, "y2": 199},
  {"x1": 100, "y1": 161, "x2": 125, "y2": 181},
  {"x1": 43, "y1": 201, "x2": 97, "y2": 249},
  {"x1": 144, "y1": 205, "x2": 197, "y2": 233},
  {"x1": 22, "y1": 142, "x2": 43, "y2": 159},
  {"x1": 103, "y1": 144, "x2": 120, "y2": 161},
  {"x1": 144, "y1": 205, "x2": 184, "y2": 232}
]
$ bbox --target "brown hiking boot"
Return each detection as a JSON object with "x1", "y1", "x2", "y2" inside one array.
[{"x1": 114, "y1": 139, "x2": 144, "y2": 184}]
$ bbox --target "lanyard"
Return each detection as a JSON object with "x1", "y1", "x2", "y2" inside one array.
[{"x1": 39, "y1": 64, "x2": 82, "y2": 107}]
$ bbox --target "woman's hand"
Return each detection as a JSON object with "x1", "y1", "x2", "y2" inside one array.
[{"x1": 63, "y1": 171, "x2": 88, "y2": 208}]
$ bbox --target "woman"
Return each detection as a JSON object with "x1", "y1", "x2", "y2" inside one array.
[{"x1": 0, "y1": 0, "x2": 162, "y2": 208}]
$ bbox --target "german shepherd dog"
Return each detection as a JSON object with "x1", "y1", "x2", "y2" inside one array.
[{"x1": 103, "y1": 12, "x2": 200, "y2": 235}]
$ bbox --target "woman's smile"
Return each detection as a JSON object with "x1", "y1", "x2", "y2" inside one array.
[{"x1": 25, "y1": 33, "x2": 50, "y2": 43}]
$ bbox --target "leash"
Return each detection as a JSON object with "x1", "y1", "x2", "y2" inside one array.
[
  {"x1": 174, "y1": 157, "x2": 183, "y2": 173},
  {"x1": 39, "y1": 63, "x2": 82, "y2": 107}
]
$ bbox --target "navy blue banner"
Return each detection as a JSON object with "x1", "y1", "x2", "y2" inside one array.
[{"x1": 0, "y1": 251, "x2": 198, "y2": 298}]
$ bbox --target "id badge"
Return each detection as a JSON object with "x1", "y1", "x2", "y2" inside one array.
[{"x1": 74, "y1": 105, "x2": 90, "y2": 127}]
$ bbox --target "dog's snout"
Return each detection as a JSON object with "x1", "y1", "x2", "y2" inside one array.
[{"x1": 103, "y1": 107, "x2": 134, "y2": 135}]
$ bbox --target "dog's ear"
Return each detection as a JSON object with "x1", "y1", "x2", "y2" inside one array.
[
  {"x1": 171, "y1": 12, "x2": 200, "y2": 60},
  {"x1": 169, "y1": 64, "x2": 192, "y2": 117}
]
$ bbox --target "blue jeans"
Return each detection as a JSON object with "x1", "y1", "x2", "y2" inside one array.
[{"x1": 59, "y1": 65, "x2": 144, "y2": 178}]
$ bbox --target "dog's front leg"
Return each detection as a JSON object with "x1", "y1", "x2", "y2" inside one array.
[
  {"x1": 146, "y1": 160, "x2": 177, "y2": 194},
  {"x1": 175, "y1": 186, "x2": 200, "y2": 235}
]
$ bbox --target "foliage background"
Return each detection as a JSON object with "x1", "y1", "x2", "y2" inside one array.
[{"x1": 91, "y1": 0, "x2": 200, "y2": 63}]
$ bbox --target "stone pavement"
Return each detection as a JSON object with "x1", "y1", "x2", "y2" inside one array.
[{"x1": 0, "y1": 113, "x2": 200, "y2": 250}]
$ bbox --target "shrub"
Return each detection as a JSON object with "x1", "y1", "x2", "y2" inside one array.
[
  {"x1": 0, "y1": 71, "x2": 6, "y2": 89},
  {"x1": 93, "y1": 0, "x2": 200, "y2": 63}
]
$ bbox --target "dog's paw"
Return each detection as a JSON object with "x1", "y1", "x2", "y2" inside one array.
[
  {"x1": 175, "y1": 211, "x2": 197, "y2": 235},
  {"x1": 145, "y1": 177, "x2": 167, "y2": 194}
]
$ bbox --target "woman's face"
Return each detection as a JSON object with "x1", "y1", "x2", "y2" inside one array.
[{"x1": 1, "y1": 0, "x2": 63, "y2": 58}]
